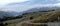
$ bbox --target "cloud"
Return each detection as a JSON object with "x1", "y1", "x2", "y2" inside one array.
[
  {"x1": 1, "y1": 3, "x2": 60, "y2": 12},
  {"x1": 54, "y1": 3, "x2": 60, "y2": 6},
  {"x1": 0, "y1": 0, "x2": 28, "y2": 5},
  {"x1": 0, "y1": 0, "x2": 60, "y2": 12},
  {"x1": 58, "y1": 0, "x2": 60, "y2": 1}
]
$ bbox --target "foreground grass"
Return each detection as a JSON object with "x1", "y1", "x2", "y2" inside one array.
[
  {"x1": 3, "y1": 18, "x2": 23, "y2": 26},
  {"x1": 21, "y1": 23, "x2": 48, "y2": 26}
]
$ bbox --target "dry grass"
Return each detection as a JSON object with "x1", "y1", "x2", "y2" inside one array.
[
  {"x1": 2, "y1": 10, "x2": 59, "y2": 26},
  {"x1": 31, "y1": 10, "x2": 60, "y2": 23},
  {"x1": 21, "y1": 23, "x2": 48, "y2": 26}
]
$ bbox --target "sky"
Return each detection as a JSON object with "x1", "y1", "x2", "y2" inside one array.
[
  {"x1": 0, "y1": 0, "x2": 60, "y2": 5},
  {"x1": 0, "y1": 0, "x2": 59, "y2": 5},
  {"x1": 0, "y1": 0, "x2": 60, "y2": 12},
  {"x1": 0, "y1": 0, "x2": 28, "y2": 5}
]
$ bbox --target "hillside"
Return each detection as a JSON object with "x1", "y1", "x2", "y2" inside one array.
[
  {"x1": 31, "y1": 10, "x2": 60, "y2": 23},
  {"x1": 0, "y1": 11, "x2": 11, "y2": 18},
  {"x1": 0, "y1": 10, "x2": 60, "y2": 26},
  {"x1": 21, "y1": 10, "x2": 60, "y2": 26}
]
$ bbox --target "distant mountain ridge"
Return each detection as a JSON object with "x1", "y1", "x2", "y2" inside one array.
[
  {"x1": 22, "y1": 6, "x2": 60, "y2": 13},
  {"x1": 0, "y1": 11, "x2": 19, "y2": 18},
  {"x1": 0, "y1": 5, "x2": 60, "y2": 18},
  {"x1": 0, "y1": 0, "x2": 60, "y2": 18}
]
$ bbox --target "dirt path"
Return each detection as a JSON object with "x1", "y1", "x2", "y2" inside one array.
[
  {"x1": 15, "y1": 21, "x2": 30, "y2": 26},
  {"x1": 16, "y1": 21, "x2": 60, "y2": 26},
  {"x1": 15, "y1": 17, "x2": 60, "y2": 26},
  {"x1": 15, "y1": 21, "x2": 25, "y2": 26}
]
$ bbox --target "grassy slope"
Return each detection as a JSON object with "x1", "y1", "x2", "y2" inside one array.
[
  {"x1": 31, "y1": 10, "x2": 60, "y2": 23},
  {"x1": 21, "y1": 10, "x2": 60, "y2": 26},
  {"x1": 2, "y1": 10, "x2": 57, "y2": 26},
  {"x1": 3, "y1": 11, "x2": 49, "y2": 26},
  {"x1": 21, "y1": 23, "x2": 48, "y2": 26}
]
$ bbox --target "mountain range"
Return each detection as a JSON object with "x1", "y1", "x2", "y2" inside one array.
[
  {"x1": 0, "y1": 11, "x2": 19, "y2": 18},
  {"x1": 0, "y1": 5, "x2": 60, "y2": 18},
  {"x1": 0, "y1": 0, "x2": 60, "y2": 18}
]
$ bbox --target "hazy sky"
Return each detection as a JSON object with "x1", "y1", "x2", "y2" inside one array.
[
  {"x1": 0, "y1": 0, "x2": 60, "y2": 5},
  {"x1": 0, "y1": 0, "x2": 60, "y2": 12},
  {"x1": 0, "y1": 0, "x2": 28, "y2": 5}
]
